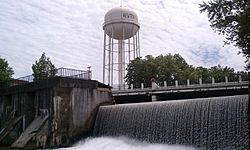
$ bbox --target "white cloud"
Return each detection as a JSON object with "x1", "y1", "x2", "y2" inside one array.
[{"x1": 0, "y1": 0, "x2": 246, "y2": 82}]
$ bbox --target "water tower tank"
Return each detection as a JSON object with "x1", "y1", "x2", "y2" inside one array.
[
  {"x1": 103, "y1": 7, "x2": 140, "y2": 40},
  {"x1": 103, "y1": 7, "x2": 140, "y2": 89}
]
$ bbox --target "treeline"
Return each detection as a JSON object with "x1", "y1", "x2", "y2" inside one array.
[{"x1": 125, "y1": 54, "x2": 248, "y2": 88}]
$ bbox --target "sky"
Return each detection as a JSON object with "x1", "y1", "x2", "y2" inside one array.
[{"x1": 0, "y1": 0, "x2": 246, "y2": 82}]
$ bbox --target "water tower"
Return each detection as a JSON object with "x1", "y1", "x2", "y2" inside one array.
[{"x1": 103, "y1": 7, "x2": 140, "y2": 89}]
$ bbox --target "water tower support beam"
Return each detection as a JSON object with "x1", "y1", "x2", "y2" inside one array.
[
  {"x1": 133, "y1": 35, "x2": 136, "y2": 59},
  {"x1": 136, "y1": 32, "x2": 138, "y2": 57},
  {"x1": 103, "y1": 31, "x2": 106, "y2": 83},
  {"x1": 108, "y1": 37, "x2": 111, "y2": 84},
  {"x1": 118, "y1": 40, "x2": 122, "y2": 88},
  {"x1": 122, "y1": 27, "x2": 126, "y2": 88},
  {"x1": 111, "y1": 27, "x2": 114, "y2": 86},
  {"x1": 128, "y1": 38, "x2": 131, "y2": 63},
  {"x1": 137, "y1": 31, "x2": 140, "y2": 57}
]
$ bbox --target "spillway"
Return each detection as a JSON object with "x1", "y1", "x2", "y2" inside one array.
[{"x1": 93, "y1": 95, "x2": 249, "y2": 149}]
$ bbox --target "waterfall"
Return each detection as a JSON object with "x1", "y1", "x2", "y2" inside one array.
[{"x1": 93, "y1": 95, "x2": 249, "y2": 149}]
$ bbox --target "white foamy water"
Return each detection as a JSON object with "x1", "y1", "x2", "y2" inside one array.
[{"x1": 59, "y1": 136, "x2": 195, "y2": 150}]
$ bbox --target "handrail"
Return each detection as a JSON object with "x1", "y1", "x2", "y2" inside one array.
[
  {"x1": 112, "y1": 80, "x2": 248, "y2": 92},
  {"x1": 15, "y1": 68, "x2": 92, "y2": 83}
]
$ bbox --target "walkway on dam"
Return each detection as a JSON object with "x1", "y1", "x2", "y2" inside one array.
[
  {"x1": 112, "y1": 81, "x2": 248, "y2": 96},
  {"x1": 112, "y1": 81, "x2": 248, "y2": 103}
]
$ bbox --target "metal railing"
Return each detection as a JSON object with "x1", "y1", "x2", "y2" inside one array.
[
  {"x1": 16, "y1": 67, "x2": 92, "y2": 83},
  {"x1": 113, "y1": 75, "x2": 249, "y2": 91}
]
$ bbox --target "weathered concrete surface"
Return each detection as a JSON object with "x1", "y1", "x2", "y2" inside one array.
[
  {"x1": 0, "y1": 87, "x2": 50, "y2": 147},
  {"x1": 0, "y1": 77, "x2": 112, "y2": 148},
  {"x1": 69, "y1": 88, "x2": 112, "y2": 138},
  {"x1": 11, "y1": 115, "x2": 48, "y2": 148},
  {"x1": 0, "y1": 116, "x2": 23, "y2": 143},
  {"x1": 51, "y1": 83, "x2": 113, "y2": 146}
]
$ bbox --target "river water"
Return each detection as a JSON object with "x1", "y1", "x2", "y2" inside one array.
[
  {"x1": 1, "y1": 137, "x2": 195, "y2": 150},
  {"x1": 58, "y1": 136, "x2": 195, "y2": 150}
]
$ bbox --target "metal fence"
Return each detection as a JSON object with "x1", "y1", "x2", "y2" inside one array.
[
  {"x1": 113, "y1": 74, "x2": 249, "y2": 91},
  {"x1": 16, "y1": 67, "x2": 92, "y2": 83}
]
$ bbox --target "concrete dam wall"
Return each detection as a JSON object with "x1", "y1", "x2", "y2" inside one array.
[
  {"x1": 0, "y1": 77, "x2": 112, "y2": 148},
  {"x1": 93, "y1": 95, "x2": 249, "y2": 149}
]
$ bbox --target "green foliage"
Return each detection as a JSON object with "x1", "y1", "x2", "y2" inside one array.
[
  {"x1": 236, "y1": 70, "x2": 249, "y2": 81},
  {"x1": 32, "y1": 52, "x2": 57, "y2": 81},
  {"x1": 208, "y1": 65, "x2": 235, "y2": 82},
  {"x1": 125, "y1": 54, "x2": 246, "y2": 87},
  {"x1": 199, "y1": 0, "x2": 250, "y2": 69},
  {"x1": 0, "y1": 57, "x2": 14, "y2": 88},
  {"x1": 126, "y1": 54, "x2": 196, "y2": 88}
]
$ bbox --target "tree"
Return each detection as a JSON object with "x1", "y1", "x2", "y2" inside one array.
[
  {"x1": 125, "y1": 53, "x2": 247, "y2": 88},
  {"x1": 195, "y1": 66, "x2": 210, "y2": 82},
  {"x1": 32, "y1": 52, "x2": 57, "y2": 81},
  {"x1": 125, "y1": 57, "x2": 147, "y2": 88},
  {"x1": 0, "y1": 57, "x2": 14, "y2": 88},
  {"x1": 125, "y1": 54, "x2": 194, "y2": 87},
  {"x1": 208, "y1": 65, "x2": 235, "y2": 82},
  {"x1": 199, "y1": 0, "x2": 250, "y2": 69}
]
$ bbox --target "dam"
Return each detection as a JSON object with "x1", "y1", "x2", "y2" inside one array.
[
  {"x1": 93, "y1": 95, "x2": 249, "y2": 149},
  {"x1": 0, "y1": 76, "x2": 249, "y2": 149}
]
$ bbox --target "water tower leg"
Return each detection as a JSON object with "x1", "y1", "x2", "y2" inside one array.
[
  {"x1": 133, "y1": 35, "x2": 136, "y2": 59},
  {"x1": 118, "y1": 40, "x2": 125, "y2": 88},
  {"x1": 136, "y1": 32, "x2": 138, "y2": 57},
  {"x1": 103, "y1": 32, "x2": 106, "y2": 83},
  {"x1": 108, "y1": 37, "x2": 111, "y2": 84},
  {"x1": 111, "y1": 28, "x2": 114, "y2": 86},
  {"x1": 137, "y1": 31, "x2": 140, "y2": 57},
  {"x1": 122, "y1": 28, "x2": 126, "y2": 89},
  {"x1": 128, "y1": 38, "x2": 131, "y2": 63}
]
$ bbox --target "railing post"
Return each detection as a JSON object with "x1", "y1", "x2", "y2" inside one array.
[
  {"x1": 212, "y1": 77, "x2": 215, "y2": 84},
  {"x1": 141, "y1": 83, "x2": 144, "y2": 89},
  {"x1": 175, "y1": 80, "x2": 178, "y2": 86},
  {"x1": 239, "y1": 75, "x2": 242, "y2": 82},
  {"x1": 199, "y1": 78, "x2": 202, "y2": 85},
  {"x1": 131, "y1": 84, "x2": 133, "y2": 90},
  {"x1": 164, "y1": 81, "x2": 167, "y2": 87},
  {"x1": 152, "y1": 82, "x2": 156, "y2": 89},
  {"x1": 151, "y1": 95, "x2": 157, "y2": 101},
  {"x1": 187, "y1": 79, "x2": 190, "y2": 86},
  {"x1": 225, "y1": 76, "x2": 228, "y2": 83}
]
